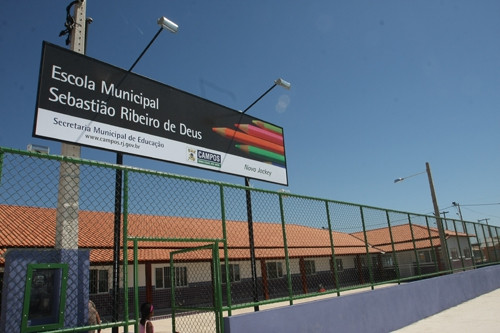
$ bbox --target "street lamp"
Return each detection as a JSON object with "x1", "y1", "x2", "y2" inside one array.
[
  {"x1": 393, "y1": 171, "x2": 426, "y2": 184},
  {"x1": 27, "y1": 144, "x2": 50, "y2": 154},
  {"x1": 394, "y1": 162, "x2": 450, "y2": 272},
  {"x1": 126, "y1": 16, "x2": 178, "y2": 75},
  {"x1": 242, "y1": 78, "x2": 290, "y2": 311},
  {"x1": 242, "y1": 78, "x2": 291, "y2": 114},
  {"x1": 158, "y1": 16, "x2": 179, "y2": 33},
  {"x1": 111, "y1": 15, "x2": 179, "y2": 330}
]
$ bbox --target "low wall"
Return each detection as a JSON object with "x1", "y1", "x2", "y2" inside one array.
[{"x1": 224, "y1": 265, "x2": 500, "y2": 333}]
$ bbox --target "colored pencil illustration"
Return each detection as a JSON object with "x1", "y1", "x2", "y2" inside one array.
[
  {"x1": 212, "y1": 127, "x2": 284, "y2": 154},
  {"x1": 235, "y1": 144, "x2": 285, "y2": 164},
  {"x1": 234, "y1": 124, "x2": 284, "y2": 145},
  {"x1": 252, "y1": 120, "x2": 283, "y2": 135},
  {"x1": 264, "y1": 161, "x2": 286, "y2": 168}
]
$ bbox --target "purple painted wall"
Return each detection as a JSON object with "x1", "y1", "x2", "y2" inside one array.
[{"x1": 224, "y1": 265, "x2": 500, "y2": 333}]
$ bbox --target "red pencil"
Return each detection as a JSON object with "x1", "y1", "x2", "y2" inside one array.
[
  {"x1": 234, "y1": 124, "x2": 284, "y2": 145},
  {"x1": 252, "y1": 120, "x2": 283, "y2": 135},
  {"x1": 212, "y1": 127, "x2": 284, "y2": 154}
]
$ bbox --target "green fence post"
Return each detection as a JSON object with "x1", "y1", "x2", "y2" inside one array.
[
  {"x1": 170, "y1": 253, "x2": 176, "y2": 333},
  {"x1": 385, "y1": 211, "x2": 400, "y2": 284},
  {"x1": 122, "y1": 169, "x2": 130, "y2": 332},
  {"x1": 325, "y1": 201, "x2": 340, "y2": 296},
  {"x1": 452, "y1": 220, "x2": 466, "y2": 271},
  {"x1": 279, "y1": 193, "x2": 293, "y2": 305},
  {"x1": 487, "y1": 224, "x2": 499, "y2": 262},
  {"x1": 424, "y1": 216, "x2": 440, "y2": 274},
  {"x1": 220, "y1": 185, "x2": 232, "y2": 316},
  {"x1": 494, "y1": 227, "x2": 500, "y2": 263},
  {"x1": 133, "y1": 239, "x2": 140, "y2": 333},
  {"x1": 462, "y1": 222, "x2": 475, "y2": 269},
  {"x1": 213, "y1": 241, "x2": 224, "y2": 333},
  {"x1": 480, "y1": 224, "x2": 492, "y2": 264},
  {"x1": 407, "y1": 214, "x2": 421, "y2": 278},
  {"x1": 359, "y1": 207, "x2": 374, "y2": 290},
  {"x1": 472, "y1": 223, "x2": 485, "y2": 266}
]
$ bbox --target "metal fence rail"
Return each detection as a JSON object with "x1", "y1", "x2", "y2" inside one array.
[{"x1": 0, "y1": 147, "x2": 499, "y2": 332}]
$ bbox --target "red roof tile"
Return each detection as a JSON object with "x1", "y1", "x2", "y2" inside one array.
[
  {"x1": 1, "y1": 205, "x2": 375, "y2": 264},
  {"x1": 351, "y1": 223, "x2": 470, "y2": 252}
]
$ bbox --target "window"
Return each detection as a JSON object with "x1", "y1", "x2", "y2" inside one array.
[
  {"x1": 463, "y1": 248, "x2": 471, "y2": 258},
  {"x1": 90, "y1": 269, "x2": 108, "y2": 294},
  {"x1": 266, "y1": 262, "x2": 283, "y2": 279},
  {"x1": 450, "y1": 248, "x2": 459, "y2": 260},
  {"x1": 418, "y1": 250, "x2": 436, "y2": 263},
  {"x1": 418, "y1": 251, "x2": 431, "y2": 263},
  {"x1": 304, "y1": 260, "x2": 316, "y2": 275},
  {"x1": 175, "y1": 267, "x2": 188, "y2": 287},
  {"x1": 155, "y1": 266, "x2": 188, "y2": 288},
  {"x1": 155, "y1": 267, "x2": 170, "y2": 289},
  {"x1": 221, "y1": 264, "x2": 241, "y2": 284},
  {"x1": 336, "y1": 259, "x2": 344, "y2": 271},
  {"x1": 330, "y1": 258, "x2": 343, "y2": 272},
  {"x1": 381, "y1": 255, "x2": 394, "y2": 267},
  {"x1": 371, "y1": 255, "x2": 379, "y2": 268},
  {"x1": 355, "y1": 256, "x2": 367, "y2": 268}
]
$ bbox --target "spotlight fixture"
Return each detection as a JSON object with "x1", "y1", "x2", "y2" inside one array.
[
  {"x1": 275, "y1": 78, "x2": 291, "y2": 90},
  {"x1": 157, "y1": 16, "x2": 179, "y2": 33},
  {"x1": 27, "y1": 144, "x2": 50, "y2": 154}
]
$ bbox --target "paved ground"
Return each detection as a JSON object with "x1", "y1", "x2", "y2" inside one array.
[
  {"x1": 103, "y1": 287, "x2": 500, "y2": 332},
  {"x1": 392, "y1": 288, "x2": 500, "y2": 333}
]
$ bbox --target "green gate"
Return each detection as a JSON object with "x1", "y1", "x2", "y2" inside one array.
[
  {"x1": 170, "y1": 242, "x2": 223, "y2": 333},
  {"x1": 131, "y1": 239, "x2": 224, "y2": 333}
]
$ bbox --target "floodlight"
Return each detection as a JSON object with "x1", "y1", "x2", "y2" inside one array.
[
  {"x1": 27, "y1": 144, "x2": 50, "y2": 154},
  {"x1": 275, "y1": 78, "x2": 291, "y2": 90},
  {"x1": 157, "y1": 16, "x2": 179, "y2": 33}
]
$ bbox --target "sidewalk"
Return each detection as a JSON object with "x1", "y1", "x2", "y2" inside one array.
[{"x1": 392, "y1": 288, "x2": 500, "y2": 333}]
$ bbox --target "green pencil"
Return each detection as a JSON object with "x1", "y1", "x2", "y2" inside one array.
[
  {"x1": 236, "y1": 144, "x2": 285, "y2": 164},
  {"x1": 251, "y1": 120, "x2": 283, "y2": 135}
]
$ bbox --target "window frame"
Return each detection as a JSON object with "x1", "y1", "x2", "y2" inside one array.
[
  {"x1": 330, "y1": 258, "x2": 344, "y2": 272},
  {"x1": 221, "y1": 263, "x2": 241, "y2": 284},
  {"x1": 266, "y1": 261, "x2": 283, "y2": 279},
  {"x1": 155, "y1": 266, "x2": 188, "y2": 288},
  {"x1": 450, "y1": 248, "x2": 460, "y2": 260},
  {"x1": 89, "y1": 268, "x2": 109, "y2": 294},
  {"x1": 304, "y1": 260, "x2": 316, "y2": 276},
  {"x1": 463, "y1": 247, "x2": 471, "y2": 259}
]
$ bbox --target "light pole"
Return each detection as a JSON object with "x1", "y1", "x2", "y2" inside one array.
[
  {"x1": 452, "y1": 201, "x2": 464, "y2": 221},
  {"x1": 242, "y1": 78, "x2": 291, "y2": 114},
  {"x1": 394, "y1": 162, "x2": 450, "y2": 272},
  {"x1": 111, "y1": 15, "x2": 178, "y2": 331},
  {"x1": 55, "y1": 0, "x2": 86, "y2": 251},
  {"x1": 241, "y1": 78, "x2": 290, "y2": 311},
  {"x1": 61, "y1": 5, "x2": 179, "y2": 330}
]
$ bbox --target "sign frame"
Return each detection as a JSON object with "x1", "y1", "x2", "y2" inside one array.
[{"x1": 34, "y1": 42, "x2": 288, "y2": 185}]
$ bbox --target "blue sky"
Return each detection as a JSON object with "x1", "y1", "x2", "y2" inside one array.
[{"x1": 1, "y1": 1, "x2": 500, "y2": 225}]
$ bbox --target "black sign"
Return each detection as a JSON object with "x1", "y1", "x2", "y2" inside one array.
[{"x1": 34, "y1": 42, "x2": 288, "y2": 185}]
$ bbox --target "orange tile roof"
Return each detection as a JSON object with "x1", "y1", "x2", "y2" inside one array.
[
  {"x1": 350, "y1": 223, "x2": 470, "y2": 252},
  {"x1": 0, "y1": 205, "x2": 374, "y2": 265}
]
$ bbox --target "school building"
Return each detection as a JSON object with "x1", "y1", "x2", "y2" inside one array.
[{"x1": 0, "y1": 204, "x2": 474, "y2": 317}]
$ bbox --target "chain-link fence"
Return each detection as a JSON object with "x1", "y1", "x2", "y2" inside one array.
[{"x1": 1, "y1": 147, "x2": 499, "y2": 332}]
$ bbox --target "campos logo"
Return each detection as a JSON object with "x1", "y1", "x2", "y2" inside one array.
[
  {"x1": 186, "y1": 147, "x2": 221, "y2": 168},
  {"x1": 187, "y1": 148, "x2": 197, "y2": 162}
]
